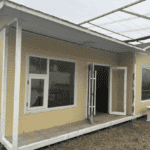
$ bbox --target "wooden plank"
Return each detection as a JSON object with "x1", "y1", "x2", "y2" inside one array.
[{"x1": 12, "y1": 19, "x2": 22, "y2": 150}]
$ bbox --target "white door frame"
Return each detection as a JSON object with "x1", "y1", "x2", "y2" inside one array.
[
  {"x1": 109, "y1": 67, "x2": 127, "y2": 115},
  {"x1": 87, "y1": 63, "x2": 111, "y2": 118}
]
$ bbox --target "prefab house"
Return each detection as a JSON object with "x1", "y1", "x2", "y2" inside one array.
[{"x1": 0, "y1": 0, "x2": 150, "y2": 150}]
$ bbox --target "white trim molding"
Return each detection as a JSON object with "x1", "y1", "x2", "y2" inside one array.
[
  {"x1": 86, "y1": 63, "x2": 111, "y2": 118},
  {"x1": 133, "y1": 52, "x2": 137, "y2": 116},
  {"x1": 0, "y1": 27, "x2": 9, "y2": 141},
  {"x1": 1, "y1": 137, "x2": 12, "y2": 150},
  {"x1": 12, "y1": 19, "x2": 22, "y2": 150},
  {"x1": 109, "y1": 67, "x2": 127, "y2": 115},
  {"x1": 140, "y1": 66, "x2": 150, "y2": 103}
]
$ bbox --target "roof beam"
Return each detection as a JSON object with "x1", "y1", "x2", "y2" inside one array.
[
  {"x1": 143, "y1": 45, "x2": 150, "y2": 51},
  {"x1": 121, "y1": 10, "x2": 150, "y2": 21},
  {"x1": 78, "y1": 0, "x2": 146, "y2": 25}
]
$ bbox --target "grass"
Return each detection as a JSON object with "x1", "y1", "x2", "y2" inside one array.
[{"x1": 1, "y1": 116, "x2": 150, "y2": 150}]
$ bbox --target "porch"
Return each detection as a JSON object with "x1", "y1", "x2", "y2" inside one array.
[{"x1": 6, "y1": 113, "x2": 132, "y2": 150}]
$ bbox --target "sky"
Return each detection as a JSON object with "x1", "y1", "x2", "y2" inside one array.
[{"x1": 8, "y1": 0, "x2": 150, "y2": 24}]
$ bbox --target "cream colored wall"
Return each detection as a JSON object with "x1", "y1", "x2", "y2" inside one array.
[
  {"x1": 135, "y1": 52, "x2": 150, "y2": 115},
  {"x1": 112, "y1": 70, "x2": 124, "y2": 112},
  {"x1": 117, "y1": 52, "x2": 134, "y2": 116},
  {"x1": 4, "y1": 29, "x2": 120, "y2": 137}
]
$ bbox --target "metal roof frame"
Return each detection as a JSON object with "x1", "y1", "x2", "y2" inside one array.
[
  {"x1": 78, "y1": 0, "x2": 150, "y2": 47},
  {"x1": 0, "y1": 0, "x2": 145, "y2": 52}
]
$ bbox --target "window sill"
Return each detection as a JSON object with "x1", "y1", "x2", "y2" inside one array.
[
  {"x1": 24, "y1": 105, "x2": 76, "y2": 115},
  {"x1": 141, "y1": 99, "x2": 150, "y2": 103}
]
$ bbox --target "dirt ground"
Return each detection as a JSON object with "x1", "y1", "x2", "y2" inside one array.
[{"x1": 1, "y1": 115, "x2": 150, "y2": 150}]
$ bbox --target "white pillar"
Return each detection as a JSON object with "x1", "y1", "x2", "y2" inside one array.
[
  {"x1": 0, "y1": 27, "x2": 9, "y2": 141},
  {"x1": 12, "y1": 19, "x2": 22, "y2": 150}
]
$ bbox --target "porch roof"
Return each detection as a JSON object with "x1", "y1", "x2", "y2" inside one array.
[{"x1": 0, "y1": 0, "x2": 145, "y2": 53}]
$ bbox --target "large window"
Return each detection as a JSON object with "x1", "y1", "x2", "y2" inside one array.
[
  {"x1": 141, "y1": 68, "x2": 150, "y2": 101},
  {"x1": 26, "y1": 55, "x2": 76, "y2": 113}
]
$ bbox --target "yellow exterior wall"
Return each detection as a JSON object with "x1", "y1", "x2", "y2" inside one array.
[
  {"x1": 135, "y1": 52, "x2": 150, "y2": 115},
  {"x1": 117, "y1": 52, "x2": 134, "y2": 115},
  {"x1": 5, "y1": 29, "x2": 121, "y2": 137}
]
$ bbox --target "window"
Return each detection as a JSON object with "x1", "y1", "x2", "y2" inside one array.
[
  {"x1": 141, "y1": 68, "x2": 150, "y2": 101},
  {"x1": 26, "y1": 55, "x2": 76, "y2": 113},
  {"x1": 48, "y1": 59, "x2": 75, "y2": 108}
]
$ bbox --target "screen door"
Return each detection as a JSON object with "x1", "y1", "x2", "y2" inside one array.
[{"x1": 109, "y1": 67, "x2": 127, "y2": 115}]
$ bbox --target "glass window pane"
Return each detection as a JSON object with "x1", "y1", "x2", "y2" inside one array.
[
  {"x1": 30, "y1": 79, "x2": 44, "y2": 107},
  {"x1": 142, "y1": 91, "x2": 150, "y2": 100},
  {"x1": 142, "y1": 68, "x2": 150, "y2": 101},
  {"x1": 29, "y1": 56, "x2": 47, "y2": 74},
  {"x1": 48, "y1": 59, "x2": 75, "y2": 108}
]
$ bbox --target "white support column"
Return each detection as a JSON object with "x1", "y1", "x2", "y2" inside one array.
[
  {"x1": 12, "y1": 19, "x2": 22, "y2": 150},
  {"x1": 0, "y1": 27, "x2": 9, "y2": 141},
  {"x1": 133, "y1": 51, "x2": 136, "y2": 116}
]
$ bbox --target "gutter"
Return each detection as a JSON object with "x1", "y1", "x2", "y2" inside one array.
[{"x1": 0, "y1": 0, "x2": 146, "y2": 52}]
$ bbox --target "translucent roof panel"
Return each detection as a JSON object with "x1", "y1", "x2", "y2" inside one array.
[
  {"x1": 91, "y1": 11, "x2": 135, "y2": 26},
  {"x1": 79, "y1": 0, "x2": 150, "y2": 47},
  {"x1": 140, "y1": 39, "x2": 150, "y2": 43},
  {"x1": 81, "y1": 23, "x2": 114, "y2": 35},
  {"x1": 129, "y1": 41, "x2": 141, "y2": 45},
  {"x1": 90, "y1": 17, "x2": 113, "y2": 26},
  {"x1": 124, "y1": 0, "x2": 150, "y2": 15},
  {"x1": 107, "y1": 33, "x2": 130, "y2": 41},
  {"x1": 121, "y1": 29, "x2": 150, "y2": 39},
  {"x1": 81, "y1": 23, "x2": 93, "y2": 28},
  {"x1": 87, "y1": 26, "x2": 113, "y2": 35},
  {"x1": 102, "y1": 17, "x2": 150, "y2": 34}
]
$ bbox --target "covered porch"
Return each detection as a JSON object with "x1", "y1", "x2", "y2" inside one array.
[
  {"x1": 5, "y1": 113, "x2": 132, "y2": 150},
  {"x1": 0, "y1": 1, "x2": 147, "y2": 150}
]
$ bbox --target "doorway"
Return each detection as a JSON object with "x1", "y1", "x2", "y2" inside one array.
[
  {"x1": 94, "y1": 65, "x2": 109, "y2": 115},
  {"x1": 87, "y1": 63, "x2": 127, "y2": 123}
]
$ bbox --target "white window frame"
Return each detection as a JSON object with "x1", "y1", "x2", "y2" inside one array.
[
  {"x1": 28, "y1": 76, "x2": 48, "y2": 111},
  {"x1": 141, "y1": 66, "x2": 150, "y2": 103},
  {"x1": 24, "y1": 53, "x2": 77, "y2": 114}
]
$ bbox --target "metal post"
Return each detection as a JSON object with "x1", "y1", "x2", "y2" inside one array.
[
  {"x1": 0, "y1": 27, "x2": 9, "y2": 141},
  {"x1": 12, "y1": 19, "x2": 22, "y2": 150}
]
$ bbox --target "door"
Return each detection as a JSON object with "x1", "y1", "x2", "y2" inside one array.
[
  {"x1": 109, "y1": 67, "x2": 127, "y2": 115},
  {"x1": 88, "y1": 63, "x2": 97, "y2": 123}
]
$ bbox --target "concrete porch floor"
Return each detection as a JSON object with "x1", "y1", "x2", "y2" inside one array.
[{"x1": 6, "y1": 113, "x2": 131, "y2": 149}]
